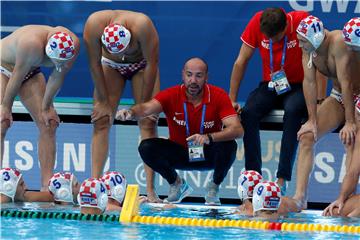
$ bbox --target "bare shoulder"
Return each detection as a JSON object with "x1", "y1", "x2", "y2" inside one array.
[
  {"x1": 127, "y1": 11, "x2": 154, "y2": 29},
  {"x1": 329, "y1": 30, "x2": 348, "y2": 56},
  {"x1": 85, "y1": 10, "x2": 113, "y2": 28}
]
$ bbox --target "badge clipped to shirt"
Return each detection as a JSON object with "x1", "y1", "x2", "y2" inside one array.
[
  {"x1": 187, "y1": 140, "x2": 205, "y2": 162},
  {"x1": 184, "y1": 102, "x2": 207, "y2": 162},
  {"x1": 271, "y1": 70, "x2": 291, "y2": 95},
  {"x1": 268, "y1": 36, "x2": 290, "y2": 95}
]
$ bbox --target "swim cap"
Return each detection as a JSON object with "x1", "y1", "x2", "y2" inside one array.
[
  {"x1": 101, "y1": 24, "x2": 131, "y2": 54},
  {"x1": 48, "y1": 172, "x2": 78, "y2": 203},
  {"x1": 101, "y1": 171, "x2": 127, "y2": 205},
  {"x1": 296, "y1": 16, "x2": 325, "y2": 49},
  {"x1": 356, "y1": 98, "x2": 360, "y2": 114},
  {"x1": 45, "y1": 32, "x2": 75, "y2": 60},
  {"x1": 253, "y1": 181, "x2": 281, "y2": 213},
  {"x1": 237, "y1": 170, "x2": 262, "y2": 201},
  {"x1": 78, "y1": 178, "x2": 108, "y2": 212},
  {"x1": 0, "y1": 168, "x2": 22, "y2": 202},
  {"x1": 343, "y1": 17, "x2": 360, "y2": 47}
]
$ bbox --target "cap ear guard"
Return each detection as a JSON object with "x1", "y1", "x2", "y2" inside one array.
[
  {"x1": 252, "y1": 181, "x2": 281, "y2": 213},
  {"x1": 78, "y1": 178, "x2": 108, "y2": 212},
  {"x1": 0, "y1": 168, "x2": 22, "y2": 202},
  {"x1": 296, "y1": 15, "x2": 325, "y2": 49},
  {"x1": 48, "y1": 172, "x2": 75, "y2": 203},
  {"x1": 101, "y1": 171, "x2": 127, "y2": 204},
  {"x1": 237, "y1": 170, "x2": 262, "y2": 201}
]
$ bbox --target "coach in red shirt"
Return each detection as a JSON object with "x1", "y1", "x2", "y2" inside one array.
[
  {"x1": 229, "y1": 8, "x2": 309, "y2": 195},
  {"x1": 116, "y1": 57, "x2": 243, "y2": 205}
]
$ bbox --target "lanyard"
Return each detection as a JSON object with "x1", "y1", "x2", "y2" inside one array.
[
  {"x1": 269, "y1": 36, "x2": 287, "y2": 73},
  {"x1": 183, "y1": 103, "x2": 206, "y2": 137}
]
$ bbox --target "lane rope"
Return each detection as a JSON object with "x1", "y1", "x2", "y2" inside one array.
[{"x1": 1, "y1": 184, "x2": 359, "y2": 235}]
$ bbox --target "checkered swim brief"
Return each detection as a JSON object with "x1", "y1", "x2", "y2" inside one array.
[
  {"x1": 0, "y1": 65, "x2": 41, "y2": 82},
  {"x1": 101, "y1": 56, "x2": 147, "y2": 80},
  {"x1": 330, "y1": 88, "x2": 360, "y2": 106}
]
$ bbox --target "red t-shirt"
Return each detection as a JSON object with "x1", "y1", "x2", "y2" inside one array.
[
  {"x1": 154, "y1": 84, "x2": 237, "y2": 148},
  {"x1": 241, "y1": 11, "x2": 308, "y2": 83}
]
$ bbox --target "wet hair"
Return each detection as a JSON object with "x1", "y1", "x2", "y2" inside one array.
[
  {"x1": 183, "y1": 57, "x2": 208, "y2": 73},
  {"x1": 260, "y1": 8, "x2": 287, "y2": 38}
]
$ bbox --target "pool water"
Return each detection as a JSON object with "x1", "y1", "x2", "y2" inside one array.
[{"x1": 1, "y1": 203, "x2": 359, "y2": 240}]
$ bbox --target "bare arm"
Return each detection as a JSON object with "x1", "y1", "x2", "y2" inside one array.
[
  {"x1": 1, "y1": 42, "x2": 40, "y2": 109},
  {"x1": 116, "y1": 99, "x2": 163, "y2": 121},
  {"x1": 137, "y1": 16, "x2": 159, "y2": 102},
  {"x1": 83, "y1": 14, "x2": 108, "y2": 102},
  {"x1": 335, "y1": 50, "x2": 355, "y2": 124},
  {"x1": 211, "y1": 115, "x2": 244, "y2": 142},
  {"x1": 186, "y1": 114, "x2": 243, "y2": 145},
  {"x1": 229, "y1": 43, "x2": 255, "y2": 102},
  {"x1": 302, "y1": 51, "x2": 318, "y2": 122}
]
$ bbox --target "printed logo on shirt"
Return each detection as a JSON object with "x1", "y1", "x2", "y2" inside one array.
[
  {"x1": 204, "y1": 121, "x2": 215, "y2": 129},
  {"x1": 173, "y1": 116, "x2": 186, "y2": 126},
  {"x1": 261, "y1": 40, "x2": 270, "y2": 49}
]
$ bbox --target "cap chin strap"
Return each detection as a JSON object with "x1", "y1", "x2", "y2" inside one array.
[{"x1": 307, "y1": 52, "x2": 314, "y2": 69}]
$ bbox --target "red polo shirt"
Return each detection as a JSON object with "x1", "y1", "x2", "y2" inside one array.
[
  {"x1": 154, "y1": 84, "x2": 237, "y2": 148},
  {"x1": 241, "y1": 11, "x2": 308, "y2": 83}
]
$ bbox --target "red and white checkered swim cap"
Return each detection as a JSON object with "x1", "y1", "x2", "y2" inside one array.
[
  {"x1": 356, "y1": 98, "x2": 360, "y2": 114},
  {"x1": 296, "y1": 15, "x2": 325, "y2": 49},
  {"x1": 101, "y1": 171, "x2": 127, "y2": 205},
  {"x1": 101, "y1": 24, "x2": 131, "y2": 54},
  {"x1": 78, "y1": 178, "x2": 108, "y2": 212},
  {"x1": 253, "y1": 181, "x2": 281, "y2": 213},
  {"x1": 343, "y1": 17, "x2": 360, "y2": 47},
  {"x1": 0, "y1": 168, "x2": 22, "y2": 202},
  {"x1": 237, "y1": 170, "x2": 262, "y2": 201},
  {"x1": 48, "y1": 172, "x2": 78, "y2": 203},
  {"x1": 46, "y1": 32, "x2": 75, "y2": 60}
]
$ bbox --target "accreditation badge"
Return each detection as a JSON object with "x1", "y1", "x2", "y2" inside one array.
[
  {"x1": 187, "y1": 141, "x2": 205, "y2": 162},
  {"x1": 271, "y1": 70, "x2": 291, "y2": 95}
]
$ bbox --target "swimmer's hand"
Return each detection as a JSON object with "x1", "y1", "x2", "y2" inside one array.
[
  {"x1": 339, "y1": 121, "x2": 356, "y2": 145},
  {"x1": 323, "y1": 199, "x2": 344, "y2": 216},
  {"x1": 115, "y1": 109, "x2": 135, "y2": 121},
  {"x1": 0, "y1": 105, "x2": 13, "y2": 127},
  {"x1": 297, "y1": 120, "x2": 317, "y2": 141},
  {"x1": 91, "y1": 102, "x2": 113, "y2": 124},
  {"x1": 41, "y1": 107, "x2": 60, "y2": 127},
  {"x1": 232, "y1": 102, "x2": 242, "y2": 115}
]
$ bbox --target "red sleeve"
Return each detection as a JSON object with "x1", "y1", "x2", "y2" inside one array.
[
  {"x1": 241, "y1": 12, "x2": 262, "y2": 49},
  {"x1": 216, "y1": 89, "x2": 238, "y2": 120},
  {"x1": 154, "y1": 88, "x2": 171, "y2": 112}
]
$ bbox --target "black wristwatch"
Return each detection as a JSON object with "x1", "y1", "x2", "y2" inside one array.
[{"x1": 207, "y1": 133, "x2": 214, "y2": 144}]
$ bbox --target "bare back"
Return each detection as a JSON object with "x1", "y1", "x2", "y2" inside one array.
[
  {"x1": 0, "y1": 25, "x2": 78, "y2": 71},
  {"x1": 84, "y1": 10, "x2": 158, "y2": 63},
  {"x1": 312, "y1": 30, "x2": 360, "y2": 94}
]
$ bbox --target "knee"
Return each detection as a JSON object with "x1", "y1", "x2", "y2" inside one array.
[
  {"x1": 38, "y1": 120, "x2": 58, "y2": 137},
  {"x1": 138, "y1": 139, "x2": 155, "y2": 161},
  {"x1": 93, "y1": 116, "x2": 111, "y2": 132},
  {"x1": 299, "y1": 132, "x2": 315, "y2": 149},
  {"x1": 1, "y1": 121, "x2": 11, "y2": 138}
]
